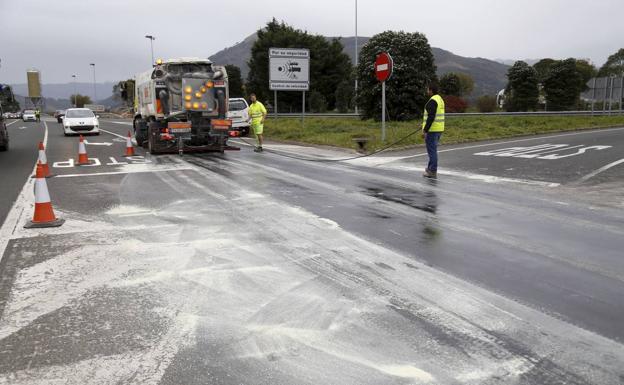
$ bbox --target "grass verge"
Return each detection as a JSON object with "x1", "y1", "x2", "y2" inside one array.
[{"x1": 263, "y1": 115, "x2": 624, "y2": 151}]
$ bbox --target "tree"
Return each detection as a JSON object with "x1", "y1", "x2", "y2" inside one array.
[
  {"x1": 543, "y1": 58, "x2": 585, "y2": 111},
  {"x1": 504, "y1": 61, "x2": 539, "y2": 111},
  {"x1": 308, "y1": 90, "x2": 327, "y2": 112},
  {"x1": 443, "y1": 95, "x2": 468, "y2": 113},
  {"x1": 70, "y1": 94, "x2": 92, "y2": 108},
  {"x1": 598, "y1": 48, "x2": 624, "y2": 77},
  {"x1": 533, "y1": 58, "x2": 558, "y2": 84},
  {"x1": 225, "y1": 65, "x2": 244, "y2": 98},
  {"x1": 476, "y1": 95, "x2": 498, "y2": 112},
  {"x1": 575, "y1": 59, "x2": 597, "y2": 92},
  {"x1": 440, "y1": 73, "x2": 462, "y2": 96},
  {"x1": 356, "y1": 31, "x2": 436, "y2": 121},
  {"x1": 247, "y1": 19, "x2": 352, "y2": 112},
  {"x1": 335, "y1": 80, "x2": 354, "y2": 113},
  {"x1": 456, "y1": 73, "x2": 474, "y2": 96}
]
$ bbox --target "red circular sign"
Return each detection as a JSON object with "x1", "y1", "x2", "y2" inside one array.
[{"x1": 375, "y1": 52, "x2": 393, "y2": 82}]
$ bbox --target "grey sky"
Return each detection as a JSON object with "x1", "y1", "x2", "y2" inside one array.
[{"x1": 1, "y1": 0, "x2": 623, "y2": 84}]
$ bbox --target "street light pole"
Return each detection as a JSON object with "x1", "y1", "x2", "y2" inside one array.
[
  {"x1": 90, "y1": 63, "x2": 97, "y2": 102},
  {"x1": 71, "y1": 74, "x2": 77, "y2": 107},
  {"x1": 145, "y1": 35, "x2": 156, "y2": 66},
  {"x1": 354, "y1": 0, "x2": 358, "y2": 115}
]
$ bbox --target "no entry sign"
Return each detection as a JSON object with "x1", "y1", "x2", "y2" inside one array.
[{"x1": 375, "y1": 52, "x2": 393, "y2": 82}]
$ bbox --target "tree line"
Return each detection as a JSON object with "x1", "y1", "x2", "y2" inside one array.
[{"x1": 113, "y1": 18, "x2": 624, "y2": 118}]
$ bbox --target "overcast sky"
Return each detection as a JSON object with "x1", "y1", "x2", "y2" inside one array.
[{"x1": 1, "y1": 0, "x2": 623, "y2": 84}]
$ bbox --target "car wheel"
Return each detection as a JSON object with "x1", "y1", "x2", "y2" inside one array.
[{"x1": 0, "y1": 142, "x2": 7, "y2": 151}]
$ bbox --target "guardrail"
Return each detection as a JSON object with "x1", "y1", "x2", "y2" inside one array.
[{"x1": 272, "y1": 110, "x2": 624, "y2": 118}]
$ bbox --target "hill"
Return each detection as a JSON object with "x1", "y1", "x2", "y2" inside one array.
[
  {"x1": 209, "y1": 34, "x2": 510, "y2": 97},
  {"x1": 10, "y1": 82, "x2": 116, "y2": 102}
]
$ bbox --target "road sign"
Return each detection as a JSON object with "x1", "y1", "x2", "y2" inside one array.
[
  {"x1": 84, "y1": 104, "x2": 105, "y2": 112},
  {"x1": 269, "y1": 48, "x2": 310, "y2": 91},
  {"x1": 375, "y1": 52, "x2": 393, "y2": 83}
]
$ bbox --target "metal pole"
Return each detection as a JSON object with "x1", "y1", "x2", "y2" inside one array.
[
  {"x1": 302, "y1": 91, "x2": 305, "y2": 125},
  {"x1": 90, "y1": 63, "x2": 96, "y2": 102},
  {"x1": 609, "y1": 76, "x2": 615, "y2": 114},
  {"x1": 591, "y1": 77, "x2": 596, "y2": 115},
  {"x1": 145, "y1": 35, "x2": 155, "y2": 66},
  {"x1": 603, "y1": 77, "x2": 608, "y2": 111},
  {"x1": 274, "y1": 90, "x2": 278, "y2": 118},
  {"x1": 620, "y1": 76, "x2": 624, "y2": 114},
  {"x1": 381, "y1": 81, "x2": 386, "y2": 142},
  {"x1": 354, "y1": 0, "x2": 358, "y2": 115},
  {"x1": 72, "y1": 75, "x2": 77, "y2": 107}
]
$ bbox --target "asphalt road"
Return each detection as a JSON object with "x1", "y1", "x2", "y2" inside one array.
[
  {"x1": 0, "y1": 119, "x2": 623, "y2": 384},
  {"x1": 0, "y1": 120, "x2": 45, "y2": 226}
]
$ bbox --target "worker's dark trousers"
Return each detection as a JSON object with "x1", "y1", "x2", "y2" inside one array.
[{"x1": 426, "y1": 132, "x2": 442, "y2": 173}]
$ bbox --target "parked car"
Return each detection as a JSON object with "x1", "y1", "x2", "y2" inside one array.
[
  {"x1": 62, "y1": 108, "x2": 100, "y2": 136},
  {"x1": 227, "y1": 98, "x2": 250, "y2": 136},
  {"x1": 54, "y1": 109, "x2": 66, "y2": 123},
  {"x1": 0, "y1": 105, "x2": 8, "y2": 151},
  {"x1": 22, "y1": 110, "x2": 36, "y2": 122}
]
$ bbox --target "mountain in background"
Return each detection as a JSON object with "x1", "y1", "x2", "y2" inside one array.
[
  {"x1": 209, "y1": 34, "x2": 511, "y2": 97},
  {"x1": 10, "y1": 82, "x2": 116, "y2": 102},
  {"x1": 496, "y1": 58, "x2": 540, "y2": 66}
]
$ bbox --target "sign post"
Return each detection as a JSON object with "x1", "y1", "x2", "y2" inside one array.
[
  {"x1": 375, "y1": 52, "x2": 393, "y2": 142},
  {"x1": 269, "y1": 48, "x2": 310, "y2": 123}
]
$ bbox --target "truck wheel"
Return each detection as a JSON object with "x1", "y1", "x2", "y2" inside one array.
[
  {"x1": 148, "y1": 121, "x2": 160, "y2": 154},
  {"x1": 134, "y1": 118, "x2": 148, "y2": 148}
]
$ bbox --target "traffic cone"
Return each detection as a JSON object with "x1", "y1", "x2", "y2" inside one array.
[
  {"x1": 32, "y1": 142, "x2": 53, "y2": 178},
  {"x1": 24, "y1": 162, "x2": 65, "y2": 228},
  {"x1": 76, "y1": 135, "x2": 90, "y2": 165},
  {"x1": 124, "y1": 131, "x2": 135, "y2": 157}
]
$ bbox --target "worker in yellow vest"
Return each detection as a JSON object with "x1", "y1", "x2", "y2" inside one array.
[
  {"x1": 248, "y1": 93, "x2": 267, "y2": 153},
  {"x1": 422, "y1": 84, "x2": 445, "y2": 178}
]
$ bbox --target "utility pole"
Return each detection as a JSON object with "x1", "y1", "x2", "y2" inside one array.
[
  {"x1": 71, "y1": 74, "x2": 77, "y2": 107},
  {"x1": 354, "y1": 0, "x2": 359, "y2": 115},
  {"x1": 145, "y1": 35, "x2": 156, "y2": 66},
  {"x1": 90, "y1": 63, "x2": 97, "y2": 102}
]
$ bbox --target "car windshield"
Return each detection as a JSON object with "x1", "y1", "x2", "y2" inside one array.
[
  {"x1": 66, "y1": 110, "x2": 94, "y2": 118},
  {"x1": 24, "y1": 110, "x2": 35, "y2": 114},
  {"x1": 165, "y1": 63, "x2": 213, "y2": 75},
  {"x1": 229, "y1": 100, "x2": 247, "y2": 111}
]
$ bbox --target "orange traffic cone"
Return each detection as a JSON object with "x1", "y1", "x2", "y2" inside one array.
[
  {"x1": 76, "y1": 135, "x2": 90, "y2": 165},
  {"x1": 124, "y1": 131, "x2": 135, "y2": 157},
  {"x1": 24, "y1": 162, "x2": 65, "y2": 228},
  {"x1": 32, "y1": 142, "x2": 53, "y2": 178}
]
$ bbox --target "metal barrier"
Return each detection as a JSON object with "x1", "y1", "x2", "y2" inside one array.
[{"x1": 272, "y1": 110, "x2": 624, "y2": 119}]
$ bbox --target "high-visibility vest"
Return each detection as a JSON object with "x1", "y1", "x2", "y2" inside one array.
[
  {"x1": 422, "y1": 94, "x2": 445, "y2": 132},
  {"x1": 248, "y1": 101, "x2": 267, "y2": 125}
]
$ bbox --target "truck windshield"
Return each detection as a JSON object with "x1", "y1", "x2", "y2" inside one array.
[{"x1": 165, "y1": 63, "x2": 213, "y2": 75}]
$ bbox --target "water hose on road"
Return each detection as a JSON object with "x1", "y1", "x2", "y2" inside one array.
[{"x1": 234, "y1": 129, "x2": 421, "y2": 163}]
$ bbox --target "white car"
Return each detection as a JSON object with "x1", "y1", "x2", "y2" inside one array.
[
  {"x1": 63, "y1": 108, "x2": 100, "y2": 136},
  {"x1": 227, "y1": 98, "x2": 250, "y2": 136},
  {"x1": 22, "y1": 110, "x2": 36, "y2": 122}
]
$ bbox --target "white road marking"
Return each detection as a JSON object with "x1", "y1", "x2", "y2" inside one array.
[
  {"x1": 54, "y1": 168, "x2": 193, "y2": 178},
  {"x1": 576, "y1": 158, "x2": 624, "y2": 184},
  {"x1": 109, "y1": 121, "x2": 133, "y2": 126},
  {"x1": 83, "y1": 140, "x2": 113, "y2": 146},
  {"x1": 100, "y1": 128, "x2": 130, "y2": 139},
  {"x1": 0, "y1": 121, "x2": 49, "y2": 263},
  {"x1": 398, "y1": 126, "x2": 624, "y2": 160},
  {"x1": 6, "y1": 120, "x2": 20, "y2": 127}
]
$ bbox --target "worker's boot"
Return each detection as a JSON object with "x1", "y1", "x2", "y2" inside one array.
[
  {"x1": 423, "y1": 169, "x2": 437, "y2": 178},
  {"x1": 254, "y1": 146, "x2": 263, "y2": 153}
]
